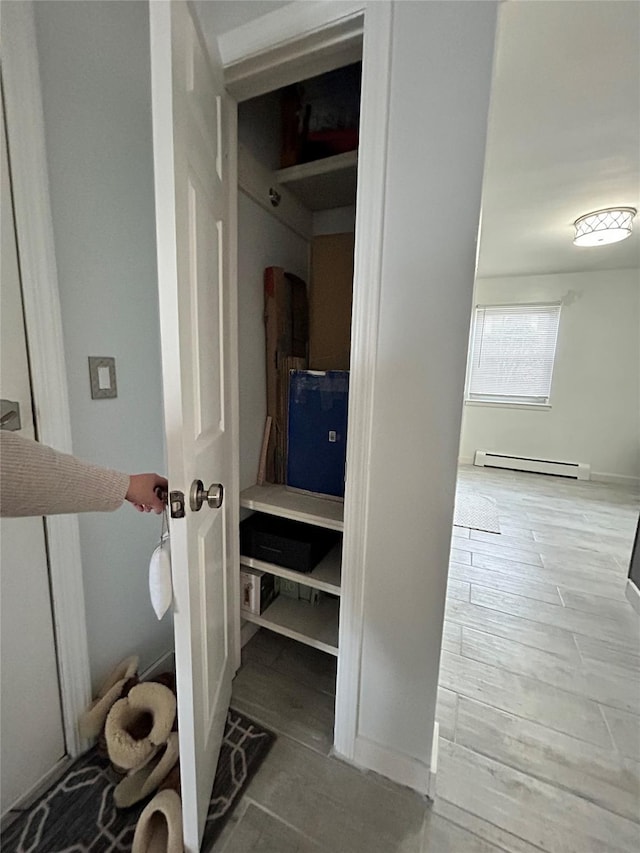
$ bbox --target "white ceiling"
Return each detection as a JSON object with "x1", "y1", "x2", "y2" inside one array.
[
  {"x1": 477, "y1": 0, "x2": 640, "y2": 278},
  {"x1": 196, "y1": 1, "x2": 639, "y2": 279}
]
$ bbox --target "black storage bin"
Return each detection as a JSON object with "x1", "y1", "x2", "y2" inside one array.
[{"x1": 240, "y1": 513, "x2": 339, "y2": 573}]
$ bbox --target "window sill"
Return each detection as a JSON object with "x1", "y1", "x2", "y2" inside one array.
[{"x1": 464, "y1": 400, "x2": 551, "y2": 411}]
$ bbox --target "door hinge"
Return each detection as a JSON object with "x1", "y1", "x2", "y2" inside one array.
[{"x1": 169, "y1": 490, "x2": 186, "y2": 519}]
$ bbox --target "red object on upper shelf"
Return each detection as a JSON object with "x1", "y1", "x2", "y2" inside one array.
[
  {"x1": 280, "y1": 62, "x2": 362, "y2": 168},
  {"x1": 303, "y1": 128, "x2": 359, "y2": 161}
]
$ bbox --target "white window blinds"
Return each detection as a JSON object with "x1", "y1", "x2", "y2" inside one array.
[{"x1": 467, "y1": 304, "x2": 561, "y2": 404}]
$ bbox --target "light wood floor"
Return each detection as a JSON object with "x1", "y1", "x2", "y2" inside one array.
[{"x1": 215, "y1": 467, "x2": 640, "y2": 853}]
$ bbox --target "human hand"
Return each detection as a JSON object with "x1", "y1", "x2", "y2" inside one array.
[{"x1": 126, "y1": 474, "x2": 168, "y2": 514}]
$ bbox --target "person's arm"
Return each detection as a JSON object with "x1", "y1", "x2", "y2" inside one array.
[{"x1": 0, "y1": 432, "x2": 166, "y2": 518}]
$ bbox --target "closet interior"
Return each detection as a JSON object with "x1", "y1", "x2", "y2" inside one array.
[{"x1": 236, "y1": 59, "x2": 362, "y2": 717}]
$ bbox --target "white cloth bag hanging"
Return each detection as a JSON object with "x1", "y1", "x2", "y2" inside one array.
[{"x1": 149, "y1": 510, "x2": 173, "y2": 620}]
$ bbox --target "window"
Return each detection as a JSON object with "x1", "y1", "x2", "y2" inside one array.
[{"x1": 466, "y1": 303, "x2": 561, "y2": 405}]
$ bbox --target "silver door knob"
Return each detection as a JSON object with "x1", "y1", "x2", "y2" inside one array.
[{"x1": 189, "y1": 479, "x2": 224, "y2": 511}]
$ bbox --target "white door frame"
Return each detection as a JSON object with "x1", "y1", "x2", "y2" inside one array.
[
  {"x1": 216, "y1": 0, "x2": 393, "y2": 764},
  {"x1": 0, "y1": 0, "x2": 393, "y2": 768},
  {"x1": 1, "y1": 1, "x2": 91, "y2": 758}
]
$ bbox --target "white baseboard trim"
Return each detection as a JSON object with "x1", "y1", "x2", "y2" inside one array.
[
  {"x1": 591, "y1": 471, "x2": 640, "y2": 486},
  {"x1": 348, "y1": 734, "x2": 432, "y2": 796},
  {"x1": 241, "y1": 620, "x2": 260, "y2": 648},
  {"x1": 457, "y1": 456, "x2": 474, "y2": 466},
  {"x1": 140, "y1": 650, "x2": 175, "y2": 681},
  {"x1": 625, "y1": 579, "x2": 640, "y2": 616}
]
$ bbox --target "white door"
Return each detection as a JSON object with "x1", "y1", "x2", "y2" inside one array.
[
  {"x1": 149, "y1": 2, "x2": 239, "y2": 850},
  {"x1": 0, "y1": 80, "x2": 66, "y2": 814}
]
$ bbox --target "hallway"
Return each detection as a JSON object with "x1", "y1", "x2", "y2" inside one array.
[{"x1": 215, "y1": 467, "x2": 640, "y2": 852}]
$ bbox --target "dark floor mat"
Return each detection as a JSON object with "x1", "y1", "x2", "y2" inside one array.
[{"x1": 2, "y1": 708, "x2": 275, "y2": 852}]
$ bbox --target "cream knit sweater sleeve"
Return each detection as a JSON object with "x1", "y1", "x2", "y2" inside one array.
[{"x1": 0, "y1": 432, "x2": 130, "y2": 517}]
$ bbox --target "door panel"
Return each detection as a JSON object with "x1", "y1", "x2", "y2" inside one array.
[
  {"x1": 150, "y1": 3, "x2": 237, "y2": 849},
  {"x1": 200, "y1": 512, "x2": 227, "y2": 707},
  {"x1": 188, "y1": 171, "x2": 223, "y2": 437},
  {"x1": 0, "y1": 79, "x2": 65, "y2": 814}
]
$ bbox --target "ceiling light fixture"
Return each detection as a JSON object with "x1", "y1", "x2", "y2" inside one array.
[{"x1": 573, "y1": 207, "x2": 637, "y2": 247}]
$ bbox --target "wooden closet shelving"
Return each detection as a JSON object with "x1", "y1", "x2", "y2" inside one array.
[{"x1": 240, "y1": 485, "x2": 343, "y2": 655}]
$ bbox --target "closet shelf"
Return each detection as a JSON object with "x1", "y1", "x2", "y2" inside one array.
[
  {"x1": 240, "y1": 484, "x2": 344, "y2": 531},
  {"x1": 242, "y1": 595, "x2": 339, "y2": 657},
  {"x1": 240, "y1": 542, "x2": 342, "y2": 596},
  {"x1": 275, "y1": 150, "x2": 358, "y2": 211}
]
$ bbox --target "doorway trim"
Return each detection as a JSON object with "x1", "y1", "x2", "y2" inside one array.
[
  {"x1": 2, "y1": 1, "x2": 91, "y2": 757},
  {"x1": 215, "y1": 0, "x2": 393, "y2": 766},
  {"x1": 222, "y1": 1, "x2": 364, "y2": 102}
]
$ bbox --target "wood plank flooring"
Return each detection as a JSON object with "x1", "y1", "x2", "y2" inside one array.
[
  {"x1": 213, "y1": 467, "x2": 639, "y2": 852},
  {"x1": 439, "y1": 466, "x2": 640, "y2": 853}
]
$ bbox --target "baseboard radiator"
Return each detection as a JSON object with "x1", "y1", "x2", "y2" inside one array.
[{"x1": 474, "y1": 451, "x2": 591, "y2": 480}]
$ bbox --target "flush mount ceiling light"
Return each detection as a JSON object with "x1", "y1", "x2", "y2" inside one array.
[{"x1": 573, "y1": 207, "x2": 637, "y2": 247}]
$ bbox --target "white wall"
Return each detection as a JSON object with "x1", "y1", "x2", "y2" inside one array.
[
  {"x1": 313, "y1": 205, "x2": 356, "y2": 235},
  {"x1": 353, "y1": 0, "x2": 497, "y2": 783},
  {"x1": 238, "y1": 192, "x2": 309, "y2": 491},
  {"x1": 236, "y1": 94, "x2": 309, "y2": 486},
  {"x1": 460, "y1": 270, "x2": 640, "y2": 482},
  {"x1": 34, "y1": 1, "x2": 172, "y2": 688},
  {"x1": 238, "y1": 90, "x2": 282, "y2": 172}
]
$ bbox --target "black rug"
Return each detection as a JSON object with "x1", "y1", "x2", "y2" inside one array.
[{"x1": 1, "y1": 709, "x2": 275, "y2": 853}]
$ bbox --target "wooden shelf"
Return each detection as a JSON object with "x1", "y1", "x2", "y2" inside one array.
[
  {"x1": 240, "y1": 542, "x2": 342, "y2": 596},
  {"x1": 275, "y1": 150, "x2": 358, "y2": 211},
  {"x1": 240, "y1": 484, "x2": 344, "y2": 531},
  {"x1": 242, "y1": 595, "x2": 339, "y2": 656},
  {"x1": 239, "y1": 486, "x2": 343, "y2": 657}
]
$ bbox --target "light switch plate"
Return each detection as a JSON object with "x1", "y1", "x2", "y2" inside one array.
[
  {"x1": 88, "y1": 357, "x2": 117, "y2": 399},
  {"x1": 0, "y1": 399, "x2": 21, "y2": 431}
]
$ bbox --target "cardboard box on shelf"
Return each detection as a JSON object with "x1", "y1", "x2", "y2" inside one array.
[
  {"x1": 276, "y1": 577, "x2": 321, "y2": 605},
  {"x1": 240, "y1": 568, "x2": 277, "y2": 616},
  {"x1": 309, "y1": 233, "x2": 354, "y2": 372},
  {"x1": 264, "y1": 266, "x2": 309, "y2": 483}
]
